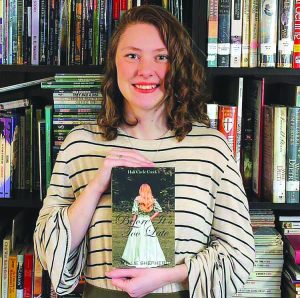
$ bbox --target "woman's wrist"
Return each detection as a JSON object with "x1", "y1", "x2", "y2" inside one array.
[{"x1": 160, "y1": 264, "x2": 189, "y2": 285}]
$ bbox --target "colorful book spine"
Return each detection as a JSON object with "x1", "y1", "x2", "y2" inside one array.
[
  {"x1": 33, "y1": 255, "x2": 42, "y2": 298},
  {"x1": 16, "y1": 252, "x2": 24, "y2": 298},
  {"x1": 31, "y1": 0, "x2": 39, "y2": 65},
  {"x1": 294, "y1": 0, "x2": 300, "y2": 68},
  {"x1": 259, "y1": 0, "x2": 278, "y2": 67},
  {"x1": 8, "y1": 254, "x2": 17, "y2": 298},
  {"x1": 0, "y1": 0, "x2": 3, "y2": 64},
  {"x1": 218, "y1": 105, "x2": 238, "y2": 156},
  {"x1": 45, "y1": 105, "x2": 53, "y2": 190},
  {"x1": 217, "y1": 0, "x2": 231, "y2": 67},
  {"x1": 241, "y1": 0, "x2": 250, "y2": 67},
  {"x1": 23, "y1": 250, "x2": 33, "y2": 298},
  {"x1": 249, "y1": 0, "x2": 259, "y2": 67},
  {"x1": 0, "y1": 118, "x2": 5, "y2": 197},
  {"x1": 4, "y1": 117, "x2": 12, "y2": 198},
  {"x1": 16, "y1": 0, "x2": 24, "y2": 64},
  {"x1": 230, "y1": 0, "x2": 243, "y2": 67},
  {"x1": 286, "y1": 107, "x2": 300, "y2": 203},
  {"x1": 207, "y1": 0, "x2": 218, "y2": 67},
  {"x1": 286, "y1": 235, "x2": 300, "y2": 264},
  {"x1": 277, "y1": 0, "x2": 295, "y2": 67},
  {"x1": 2, "y1": 236, "x2": 11, "y2": 298}
]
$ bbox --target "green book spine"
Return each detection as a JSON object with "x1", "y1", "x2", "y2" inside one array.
[
  {"x1": 286, "y1": 107, "x2": 300, "y2": 203},
  {"x1": 45, "y1": 105, "x2": 53, "y2": 190}
]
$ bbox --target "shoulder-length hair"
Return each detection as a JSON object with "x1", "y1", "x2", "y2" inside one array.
[{"x1": 98, "y1": 5, "x2": 209, "y2": 141}]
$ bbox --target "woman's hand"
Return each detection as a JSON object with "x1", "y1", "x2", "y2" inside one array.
[
  {"x1": 91, "y1": 148, "x2": 154, "y2": 195},
  {"x1": 106, "y1": 264, "x2": 188, "y2": 298}
]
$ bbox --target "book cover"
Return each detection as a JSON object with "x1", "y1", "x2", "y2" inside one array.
[
  {"x1": 286, "y1": 235, "x2": 300, "y2": 264},
  {"x1": 217, "y1": 0, "x2": 231, "y2": 67},
  {"x1": 111, "y1": 167, "x2": 175, "y2": 268},
  {"x1": 259, "y1": 0, "x2": 278, "y2": 67},
  {"x1": 286, "y1": 107, "x2": 300, "y2": 203},
  {"x1": 294, "y1": 0, "x2": 300, "y2": 68},
  {"x1": 277, "y1": 0, "x2": 295, "y2": 68},
  {"x1": 218, "y1": 105, "x2": 238, "y2": 157}
]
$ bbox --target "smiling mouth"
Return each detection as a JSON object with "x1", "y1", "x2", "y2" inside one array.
[{"x1": 133, "y1": 84, "x2": 159, "y2": 90}]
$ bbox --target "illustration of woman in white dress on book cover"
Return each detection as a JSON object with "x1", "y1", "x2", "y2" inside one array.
[{"x1": 121, "y1": 183, "x2": 166, "y2": 268}]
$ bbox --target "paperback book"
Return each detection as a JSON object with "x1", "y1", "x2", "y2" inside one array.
[{"x1": 111, "y1": 167, "x2": 175, "y2": 268}]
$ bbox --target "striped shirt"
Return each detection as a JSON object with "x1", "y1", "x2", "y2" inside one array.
[{"x1": 34, "y1": 123, "x2": 255, "y2": 298}]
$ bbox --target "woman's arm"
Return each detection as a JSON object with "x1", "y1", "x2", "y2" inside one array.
[
  {"x1": 68, "y1": 148, "x2": 154, "y2": 250},
  {"x1": 150, "y1": 212, "x2": 160, "y2": 221}
]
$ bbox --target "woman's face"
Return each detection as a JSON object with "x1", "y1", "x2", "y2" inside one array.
[{"x1": 115, "y1": 23, "x2": 170, "y2": 113}]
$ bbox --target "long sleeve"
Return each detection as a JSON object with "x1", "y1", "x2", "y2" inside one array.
[
  {"x1": 33, "y1": 147, "x2": 87, "y2": 295},
  {"x1": 184, "y1": 154, "x2": 255, "y2": 298}
]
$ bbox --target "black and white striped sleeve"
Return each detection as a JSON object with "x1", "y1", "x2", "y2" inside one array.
[
  {"x1": 184, "y1": 154, "x2": 255, "y2": 298},
  {"x1": 33, "y1": 148, "x2": 87, "y2": 295}
]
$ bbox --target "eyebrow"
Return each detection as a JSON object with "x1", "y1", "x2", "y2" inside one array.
[{"x1": 120, "y1": 46, "x2": 168, "y2": 52}]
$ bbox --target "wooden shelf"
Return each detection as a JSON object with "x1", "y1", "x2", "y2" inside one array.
[
  {"x1": 0, "y1": 190, "x2": 42, "y2": 208},
  {"x1": 206, "y1": 67, "x2": 300, "y2": 77},
  {"x1": 0, "y1": 65, "x2": 104, "y2": 74}
]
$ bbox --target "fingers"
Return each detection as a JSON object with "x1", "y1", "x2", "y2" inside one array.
[{"x1": 106, "y1": 268, "x2": 137, "y2": 278}]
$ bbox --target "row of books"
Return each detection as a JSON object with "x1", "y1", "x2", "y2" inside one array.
[
  {"x1": 207, "y1": 0, "x2": 300, "y2": 68},
  {"x1": 0, "y1": 0, "x2": 184, "y2": 66},
  {"x1": 207, "y1": 77, "x2": 300, "y2": 203}
]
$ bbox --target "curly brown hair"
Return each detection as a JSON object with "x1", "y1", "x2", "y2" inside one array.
[{"x1": 98, "y1": 5, "x2": 209, "y2": 141}]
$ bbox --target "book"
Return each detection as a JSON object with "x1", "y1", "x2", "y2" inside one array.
[
  {"x1": 249, "y1": 0, "x2": 259, "y2": 67},
  {"x1": 207, "y1": 0, "x2": 218, "y2": 67},
  {"x1": 259, "y1": 0, "x2": 278, "y2": 67},
  {"x1": 111, "y1": 167, "x2": 175, "y2": 268},
  {"x1": 0, "y1": 98, "x2": 30, "y2": 110},
  {"x1": 294, "y1": 0, "x2": 300, "y2": 68},
  {"x1": 241, "y1": 0, "x2": 250, "y2": 67},
  {"x1": 218, "y1": 105, "x2": 238, "y2": 157},
  {"x1": 263, "y1": 105, "x2": 287, "y2": 203},
  {"x1": 286, "y1": 107, "x2": 300, "y2": 203},
  {"x1": 206, "y1": 103, "x2": 218, "y2": 128},
  {"x1": 286, "y1": 235, "x2": 300, "y2": 264}
]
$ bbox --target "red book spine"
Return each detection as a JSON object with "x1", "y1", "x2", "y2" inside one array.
[
  {"x1": 218, "y1": 105, "x2": 238, "y2": 157},
  {"x1": 294, "y1": 0, "x2": 300, "y2": 68},
  {"x1": 23, "y1": 253, "x2": 33, "y2": 298},
  {"x1": 120, "y1": 0, "x2": 127, "y2": 11},
  {"x1": 113, "y1": 0, "x2": 120, "y2": 20}
]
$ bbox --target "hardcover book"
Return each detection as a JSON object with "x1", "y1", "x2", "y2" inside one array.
[{"x1": 111, "y1": 167, "x2": 175, "y2": 268}]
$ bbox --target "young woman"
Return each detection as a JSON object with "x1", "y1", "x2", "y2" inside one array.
[{"x1": 34, "y1": 5, "x2": 255, "y2": 298}]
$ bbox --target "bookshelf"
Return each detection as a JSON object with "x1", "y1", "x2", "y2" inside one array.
[
  {"x1": 0, "y1": 0, "x2": 298, "y2": 211},
  {"x1": 194, "y1": 0, "x2": 300, "y2": 214}
]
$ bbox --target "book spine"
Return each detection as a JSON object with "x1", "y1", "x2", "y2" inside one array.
[
  {"x1": 45, "y1": 105, "x2": 53, "y2": 190},
  {"x1": 53, "y1": 103, "x2": 101, "y2": 109},
  {"x1": 99, "y1": 0, "x2": 107, "y2": 65},
  {"x1": 273, "y1": 106, "x2": 287, "y2": 203},
  {"x1": 282, "y1": 221, "x2": 300, "y2": 228},
  {"x1": 230, "y1": 0, "x2": 243, "y2": 67},
  {"x1": 8, "y1": 255, "x2": 17, "y2": 298},
  {"x1": 218, "y1": 105, "x2": 238, "y2": 156},
  {"x1": 259, "y1": 0, "x2": 278, "y2": 67},
  {"x1": 53, "y1": 99, "x2": 102, "y2": 104},
  {"x1": 206, "y1": 103, "x2": 218, "y2": 128},
  {"x1": 0, "y1": 0, "x2": 3, "y2": 64},
  {"x1": 9, "y1": 0, "x2": 18, "y2": 64},
  {"x1": 241, "y1": 0, "x2": 250, "y2": 67},
  {"x1": 294, "y1": 0, "x2": 300, "y2": 67},
  {"x1": 16, "y1": 254, "x2": 24, "y2": 298},
  {"x1": 74, "y1": 0, "x2": 82, "y2": 64},
  {"x1": 47, "y1": 0, "x2": 55, "y2": 65},
  {"x1": 252, "y1": 79, "x2": 264, "y2": 198},
  {"x1": 39, "y1": 0, "x2": 48, "y2": 64},
  {"x1": 286, "y1": 106, "x2": 300, "y2": 203},
  {"x1": 217, "y1": 0, "x2": 231, "y2": 67},
  {"x1": 277, "y1": 0, "x2": 294, "y2": 67},
  {"x1": 23, "y1": 253, "x2": 33, "y2": 298},
  {"x1": 4, "y1": 117, "x2": 11, "y2": 198},
  {"x1": 19, "y1": 116, "x2": 26, "y2": 189},
  {"x1": 0, "y1": 118, "x2": 5, "y2": 197},
  {"x1": 3, "y1": 0, "x2": 7, "y2": 64},
  {"x1": 92, "y1": 0, "x2": 99, "y2": 65},
  {"x1": 33, "y1": 256, "x2": 42, "y2": 298},
  {"x1": 207, "y1": 0, "x2": 218, "y2": 67},
  {"x1": 249, "y1": 0, "x2": 258, "y2": 67},
  {"x1": 16, "y1": 0, "x2": 23, "y2": 64},
  {"x1": 0, "y1": 99, "x2": 30, "y2": 110},
  {"x1": 2, "y1": 239, "x2": 11, "y2": 298},
  {"x1": 235, "y1": 77, "x2": 243, "y2": 167},
  {"x1": 31, "y1": 0, "x2": 39, "y2": 65}
]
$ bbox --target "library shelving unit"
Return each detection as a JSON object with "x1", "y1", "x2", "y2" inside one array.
[
  {"x1": 0, "y1": 0, "x2": 299, "y2": 216},
  {"x1": 192, "y1": 0, "x2": 300, "y2": 214}
]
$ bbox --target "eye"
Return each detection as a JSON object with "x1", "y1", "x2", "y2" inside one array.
[
  {"x1": 125, "y1": 53, "x2": 139, "y2": 60},
  {"x1": 156, "y1": 54, "x2": 169, "y2": 61}
]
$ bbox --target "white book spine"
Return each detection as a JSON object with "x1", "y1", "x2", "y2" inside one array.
[
  {"x1": 273, "y1": 106, "x2": 287, "y2": 203},
  {"x1": 230, "y1": 0, "x2": 243, "y2": 67},
  {"x1": 236, "y1": 77, "x2": 243, "y2": 167}
]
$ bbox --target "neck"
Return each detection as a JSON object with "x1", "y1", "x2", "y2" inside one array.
[{"x1": 122, "y1": 105, "x2": 168, "y2": 140}]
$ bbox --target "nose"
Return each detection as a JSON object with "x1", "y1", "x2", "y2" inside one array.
[{"x1": 137, "y1": 58, "x2": 154, "y2": 78}]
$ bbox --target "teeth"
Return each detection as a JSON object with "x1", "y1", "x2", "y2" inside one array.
[{"x1": 135, "y1": 84, "x2": 157, "y2": 90}]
